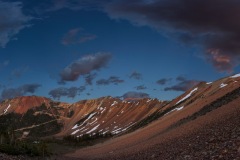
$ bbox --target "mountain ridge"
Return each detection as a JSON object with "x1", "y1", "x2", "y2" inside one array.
[{"x1": 0, "y1": 73, "x2": 240, "y2": 159}]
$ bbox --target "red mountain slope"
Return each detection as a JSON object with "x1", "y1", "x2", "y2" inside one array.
[{"x1": 63, "y1": 74, "x2": 240, "y2": 159}]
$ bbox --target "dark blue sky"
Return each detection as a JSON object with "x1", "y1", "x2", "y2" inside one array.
[{"x1": 1, "y1": 0, "x2": 240, "y2": 102}]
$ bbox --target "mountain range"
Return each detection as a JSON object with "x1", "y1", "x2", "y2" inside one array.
[{"x1": 0, "y1": 74, "x2": 240, "y2": 159}]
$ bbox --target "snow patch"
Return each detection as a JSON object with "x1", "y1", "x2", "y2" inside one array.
[
  {"x1": 147, "y1": 99, "x2": 152, "y2": 103},
  {"x1": 97, "y1": 100, "x2": 104, "y2": 110},
  {"x1": 220, "y1": 83, "x2": 228, "y2": 88},
  {"x1": 3, "y1": 104, "x2": 11, "y2": 114},
  {"x1": 81, "y1": 128, "x2": 89, "y2": 133},
  {"x1": 176, "y1": 88, "x2": 198, "y2": 104},
  {"x1": 111, "y1": 101, "x2": 118, "y2": 107},
  {"x1": 89, "y1": 118, "x2": 98, "y2": 125},
  {"x1": 206, "y1": 82, "x2": 212, "y2": 85},
  {"x1": 71, "y1": 129, "x2": 80, "y2": 135},
  {"x1": 71, "y1": 127, "x2": 87, "y2": 135},
  {"x1": 72, "y1": 112, "x2": 97, "y2": 129},
  {"x1": 102, "y1": 130, "x2": 109, "y2": 134},
  {"x1": 165, "y1": 106, "x2": 184, "y2": 116},
  {"x1": 86, "y1": 124, "x2": 100, "y2": 134},
  {"x1": 72, "y1": 124, "x2": 79, "y2": 130},
  {"x1": 112, "y1": 128, "x2": 122, "y2": 134},
  {"x1": 121, "y1": 122, "x2": 136, "y2": 132},
  {"x1": 175, "y1": 106, "x2": 184, "y2": 111},
  {"x1": 101, "y1": 107, "x2": 106, "y2": 114},
  {"x1": 231, "y1": 73, "x2": 240, "y2": 78}
]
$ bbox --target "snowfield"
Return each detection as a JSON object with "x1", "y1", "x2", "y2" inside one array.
[
  {"x1": 231, "y1": 73, "x2": 240, "y2": 78},
  {"x1": 220, "y1": 83, "x2": 228, "y2": 88},
  {"x1": 86, "y1": 124, "x2": 100, "y2": 134},
  {"x1": 176, "y1": 88, "x2": 198, "y2": 104}
]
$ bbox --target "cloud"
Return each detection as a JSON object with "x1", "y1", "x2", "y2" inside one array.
[
  {"x1": 129, "y1": 71, "x2": 142, "y2": 80},
  {"x1": 135, "y1": 85, "x2": 146, "y2": 90},
  {"x1": 0, "y1": 1, "x2": 32, "y2": 48},
  {"x1": 84, "y1": 73, "x2": 97, "y2": 85},
  {"x1": 60, "y1": 52, "x2": 112, "y2": 83},
  {"x1": 96, "y1": 76, "x2": 124, "y2": 85},
  {"x1": 0, "y1": 60, "x2": 9, "y2": 70},
  {"x1": 11, "y1": 66, "x2": 29, "y2": 78},
  {"x1": 121, "y1": 91, "x2": 149, "y2": 99},
  {"x1": 2, "y1": 60, "x2": 9, "y2": 67},
  {"x1": 164, "y1": 76, "x2": 201, "y2": 92},
  {"x1": 0, "y1": 84, "x2": 41, "y2": 100},
  {"x1": 105, "y1": 0, "x2": 240, "y2": 72},
  {"x1": 48, "y1": 86, "x2": 86, "y2": 100},
  {"x1": 176, "y1": 76, "x2": 186, "y2": 82},
  {"x1": 61, "y1": 28, "x2": 97, "y2": 45},
  {"x1": 156, "y1": 78, "x2": 171, "y2": 85},
  {"x1": 46, "y1": 0, "x2": 109, "y2": 12}
]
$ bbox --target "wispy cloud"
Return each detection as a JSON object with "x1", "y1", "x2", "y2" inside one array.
[
  {"x1": 48, "y1": 86, "x2": 86, "y2": 100},
  {"x1": 121, "y1": 91, "x2": 149, "y2": 100},
  {"x1": 96, "y1": 76, "x2": 124, "y2": 85},
  {"x1": 84, "y1": 73, "x2": 97, "y2": 85},
  {"x1": 0, "y1": 1, "x2": 32, "y2": 48},
  {"x1": 129, "y1": 71, "x2": 142, "y2": 80},
  {"x1": 61, "y1": 28, "x2": 97, "y2": 45},
  {"x1": 46, "y1": 0, "x2": 109, "y2": 12},
  {"x1": 156, "y1": 78, "x2": 172, "y2": 85},
  {"x1": 135, "y1": 85, "x2": 147, "y2": 90},
  {"x1": 164, "y1": 76, "x2": 201, "y2": 92},
  {"x1": 0, "y1": 60, "x2": 9, "y2": 70},
  {"x1": 10, "y1": 66, "x2": 29, "y2": 79},
  {"x1": 0, "y1": 84, "x2": 41, "y2": 101}
]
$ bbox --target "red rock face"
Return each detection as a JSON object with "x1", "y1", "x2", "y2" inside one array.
[
  {"x1": 0, "y1": 96, "x2": 71, "y2": 115},
  {"x1": 0, "y1": 96, "x2": 49, "y2": 114},
  {"x1": 14, "y1": 96, "x2": 51, "y2": 114}
]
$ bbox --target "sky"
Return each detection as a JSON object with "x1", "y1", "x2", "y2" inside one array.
[{"x1": 1, "y1": 0, "x2": 240, "y2": 103}]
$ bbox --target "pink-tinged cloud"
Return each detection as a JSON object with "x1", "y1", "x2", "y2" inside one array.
[
  {"x1": 60, "y1": 52, "x2": 112, "y2": 83},
  {"x1": 61, "y1": 28, "x2": 97, "y2": 45},
  {"x1": 207, "y1": 49, "x2": 235, "y2": 73},
  {"x1": 105, "y1": 0, "x2": 240, "y2": 72},
  {"x1": 164, "y1": 76, "x2": 202, "y2": 92},
  {"x1": 49, "y1": 86, "x2": 86, "y2": 100}
]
